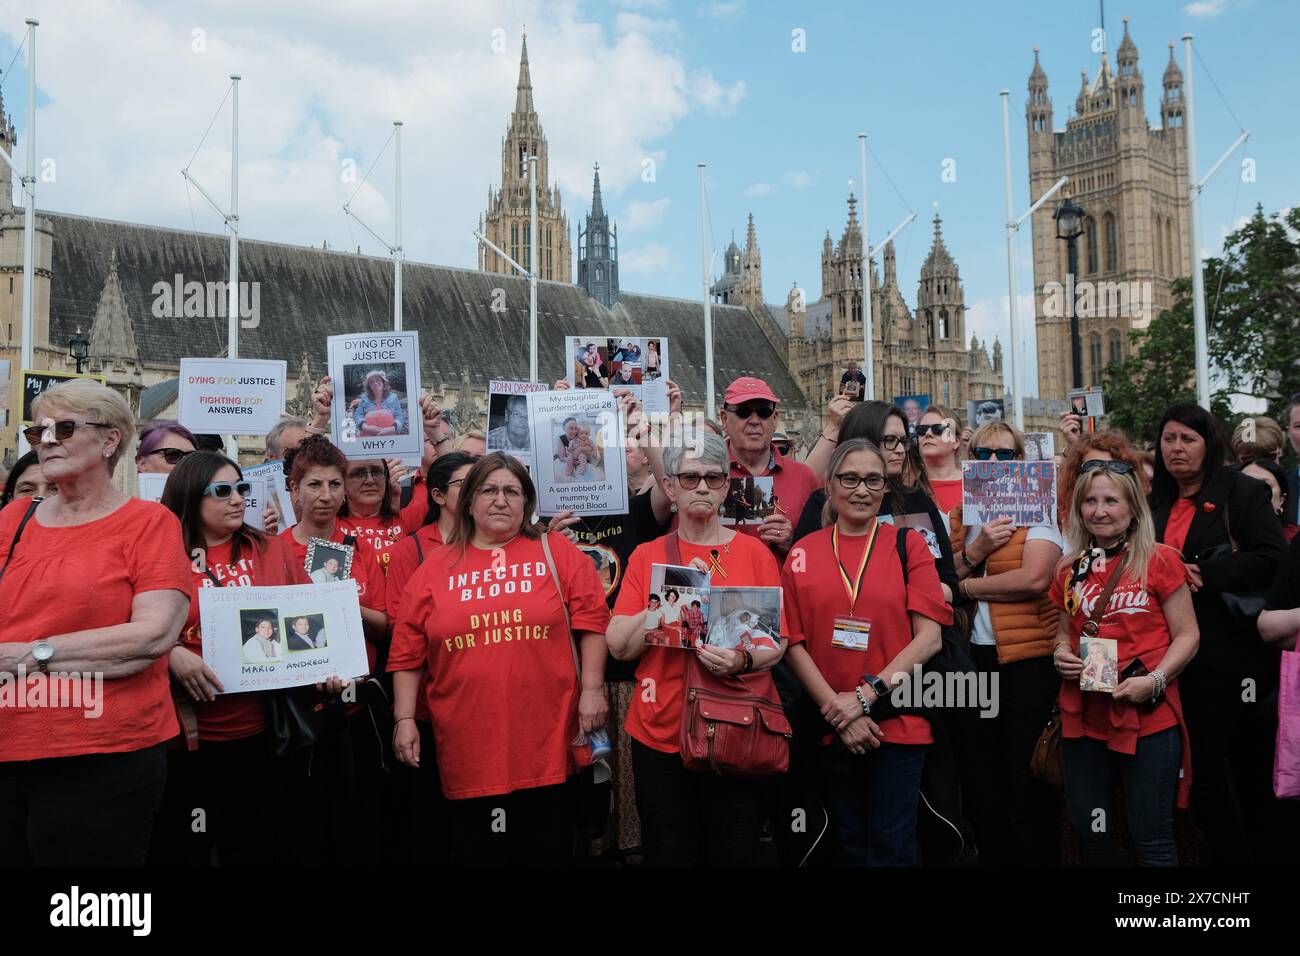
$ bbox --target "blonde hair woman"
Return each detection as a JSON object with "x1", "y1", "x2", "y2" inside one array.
[{"x1": 1049, "y1": 462, "x2": 1199, "y2": 865}]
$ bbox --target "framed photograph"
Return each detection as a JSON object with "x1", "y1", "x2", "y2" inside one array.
[
  {"x1": 1079, "y1": 636, "x2": 1119, "y2": 693},
  {"x1": 239, "y1": 609, "x2": 283, "y2": 664},
  {"x1": 967, "y1": 398, "x2": 1005, "y2": 428},
  {"x1": 486, "y1": 380, "x2": 546, "y2": 469},
  {"x1": 645, "y1": 564, "x2": 710, "y2": 650},
  {"x1": 1066, "y1": 387, "x2": 1105, "y2": 433},
  {"x1": 568, "y1": 335, "x2": 669, "y2": 412},
  {"x1": 283, "y1": 611, "x2": 329, "y2": 653},
  {"x1": 527, "y1": 388, "x2": 627, "y2": 516},
  {"x1": 706, "y1": 587, "x2": 782, "y2": 652},
  {"x1": 305, "y1": 538, "x2": 354, "y2": 583},
  {"x1": 721, "y1": 476, "x2": 778, "y2": 527}
]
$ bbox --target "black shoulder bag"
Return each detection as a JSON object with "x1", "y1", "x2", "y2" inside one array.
[{"x1": 0, "y1": 497, "x2": 42, "y2": 587}]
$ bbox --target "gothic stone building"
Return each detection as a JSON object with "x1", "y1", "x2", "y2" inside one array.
[
  {"x1": 778, "y1": 197, "x2": 1003, "y2": 419},
  {"x1": 478, "y1": 34, "x2": 572, "y2": 283},
  {"x1": 1028, "y1": 16, "x2": 1190, "y2": 401}
]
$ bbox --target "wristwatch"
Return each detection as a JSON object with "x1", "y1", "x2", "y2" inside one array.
[
  {"x1": 32, "y1": 640, "x2": 54, "y2": 674},
  {"x1": 860, "y1": 673, "x2": 888, "y2": 701}
]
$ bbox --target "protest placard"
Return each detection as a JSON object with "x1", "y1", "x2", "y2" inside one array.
[
  {"x1": 967, "y1": 398, "x2": 1005, "y2": 429},
  {"x1": 961, "y1": 459, "x2": 1057, "y2": 527},
  {"x1": 487, "y1": 380, "x2": 548, "y2": 470},
  {"x1": 20, "y1": 369, "x2": 107, "y2": 425},
  {"x1": 892, "y1": 394, "x2": 930, "y2": 433},
  {"x1": 1066, "y1": 386, "x2": 1105, "y2": 433},
  {"x1": 243, "y1": 461, "x2": 297, "y2": 531},
  {"x1": 527, "y1": 388, "x2": 627, "y2": 516},
  {"x1": 1023, "y1": 432, "x2": 1056, "y2": 462},
  {"x1": 177, "y1": 358, "x2": 286, "y2": 436},
  {"x1": 326, "y1": 331, "x2": 422, "y2": 460},
  {"x1": 566, "y1": 335, "x2": 669, "y2": 413},
  {"x1": 137, "y1": 472, "x2": 168, "y2": 503},
  {"x1": 198, "y1": 580, "x2": 368, "y2": 692}
]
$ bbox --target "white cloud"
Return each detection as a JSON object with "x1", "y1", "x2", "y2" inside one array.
[
  {"x1": 621, "y1": 243, "x2": 673, "y2": 274},
  {"x1": 782, "y1": 170, "x2": 812, "y2": 190},
  {"x1": 615, "y1": 12, "x2": 679, "y2": 36},
  {"x1": 744, "y1": 182, "x2": 772, "y2": 198},
  {"x1": 623, "y1": 197, "x2": 670, "y2": 231},
  {"x1": 1184, "y1": 0, "x2": 1238, "y2": 16},
  {"x1": 0, "y1": 0, "x2": 744, "y2": 274},
  {"x1": 965, "y1": 292, "x2": 1039, "y2": 394}
]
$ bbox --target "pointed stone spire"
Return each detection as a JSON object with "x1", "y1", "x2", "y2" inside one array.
[
  {"x1": 590, "y1": 162, "x2": 604, "y2": 218},
  {"x1": 745, "y1": 212, "x2": 757, "y2": 252},
  {"x1": 883, "y1": 240, "x2": 897, "y2": 289},
  {"x1": 88, "y1": 249, "x2": 139, "y2": 369},
  {"x1": 515, "y1": 32, "x2": 534, "y2": 115},
  {"x1": 921, "y1": 212, "x2": 956, "y2": 278},
  {"x1": 1118, "y1": 16, "x2": 1137, "y2": 61},
  {"x1": 1030, "y1": 46, "x2": 1046, "y2": 81},
  {"x1": 1163, "y1": 42, "x2": 1183, "y2": 85}
]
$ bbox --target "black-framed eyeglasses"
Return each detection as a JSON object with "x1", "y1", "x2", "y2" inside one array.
[
  {"x1": 674, "y1": 471, "x2": 728, "y2": 490},
  {"x1": 443, "y1": 478, "x2": 466, "y2": 490},
  {"x1": 1080, "y1": 459, "x2": 1134, "y2": 476},
  {"x1": 915, "y1": 422, "x2": 949, "y2": 438},
  {"x1": 347, "y1": 466, "x2": 387, "y2": 482},
  {"x1": 879, "y1": 435, "x2": 908, "y2": 451},
  {"x1": 22, "y1": 420, "x2": 106, "y2": 444},
  {"x1": 973, "y1": 447, "x2": 1016, "y2": 461},
  {"x1": 834, "y1": 472, "x2": 887, "y2": 491},
  {"x1": 725, "y1": 401, "x2": 775, "y2": 420},
  {"x1": 146, "y1": 447, "x2": 193, "y2": 465},
  {"x1": 204, "y1": 481, "x2": 252, "y2": 500}
]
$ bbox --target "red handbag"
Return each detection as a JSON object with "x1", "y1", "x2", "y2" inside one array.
[{"x1": 662, "y1": 532, "x2": 792, "y2": 779}]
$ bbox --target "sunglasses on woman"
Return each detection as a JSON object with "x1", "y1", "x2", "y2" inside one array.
[
  {"x1": 972, "y1": 447, "x2": 1016, "y2": 461},
  {"x1": 674, "y1": 471, "x2": 728, "y2": 490},
  {"x1": 204, "y1": 481, "x2": 252, "y2": 500},
  {"x1": 915, "y1": 422, "x2": 950, "y2": 438},
  {"x1": 1080, "y1": 459, "x2": 1134, "y2": 476},
  {"x1": 146, "y1": 447, "x2": 193, "y2": 465},
  {"x1": 21, "y1": 420, "x2": 105, "y2": 443}
]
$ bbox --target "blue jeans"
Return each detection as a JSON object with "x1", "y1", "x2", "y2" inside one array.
[
  {"x1": 1062, "y1": 725, "x2": 1182, "y2": 866},
  {"x1": 819, "y1": 742, "x2": 927, "y2": 866}
]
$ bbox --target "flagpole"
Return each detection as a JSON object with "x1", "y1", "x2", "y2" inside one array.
[
  {"x1": 226, "y1": 75, "x2": 241, "y2": 462},
  {"x1": 699, "y1": 163, "x2": 715, "y2": 420}
]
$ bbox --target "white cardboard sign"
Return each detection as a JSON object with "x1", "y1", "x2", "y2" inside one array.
[
  {"x1": 327, "y1": 331, "x2": 422, "y2": 461},
  {"x1": 178, "y1": 358, "x2": 287, "y2": 436}
]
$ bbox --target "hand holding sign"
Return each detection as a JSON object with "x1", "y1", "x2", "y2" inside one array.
[{"x1": 969, "y1": 516, "x2": 1015, "y2": 564}]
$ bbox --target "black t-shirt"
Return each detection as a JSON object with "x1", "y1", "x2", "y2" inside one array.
[
  {"x1": 570, "y1": 488, "x2": 668, "y2": 682},
  {"x1": 1266, "y1": 532, "x2": 1300, "y2": 611}
]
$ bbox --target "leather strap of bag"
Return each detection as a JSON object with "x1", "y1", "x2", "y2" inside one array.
[
  {"x1": 539, "y1": 532, "x2": 583, "y2": 680},
  {"x1": 0, "y1": 496, "x2": 42, "y2": 587},
  {"x1": 1080, "y1": 555, "x2": 1126, "y2": 638}
]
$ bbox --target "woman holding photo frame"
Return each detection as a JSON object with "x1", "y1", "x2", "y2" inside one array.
[
  {"x1": 606, "y1": 431, "x2": 788, "y2": 866},
  {"x1": 1050, "y1": 460, "x2": 1198, "y2": 866},
  {"x1": 151, "y1": 451, "x2": 309, "y2": 866},
  {"x1": 781, "y1": 438, "x2": 950, "y2": 866}
]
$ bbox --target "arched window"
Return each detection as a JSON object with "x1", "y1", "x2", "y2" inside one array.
[
  {"x1": 1108, "y1": 328, "x2": 1123, "y2": 365},
  {"x1": 546, "y1": 226, "x2": 553, "y2": 278},
  {"x1": 1085, "y1": 217, "x2": 1098, "y2": 274},
  {"x1": 1104, "y1": 213, "x2": 1118, "y2": 271},
  {"x1": 595, "y1": 265, "x2": 603, "y2": 282},
  {"x1": 852, "y1": 296, "x2": 862, "y2": 325},
  {"x1": 938, "y1": 309, "x2": 949, "y2": 339},
  {"x1": 1166, "y1": 219, "x2": 1175, "y2": 275},
  {"x1": 1089, "y1": 332, "x2": 1103, "y2": 385},
  {"x1": 1154, "y1": 215, "x2": 1164, "y2": 274},
  {"x1": 510, "y1": 223, "x2": 519, "y2": 266}
]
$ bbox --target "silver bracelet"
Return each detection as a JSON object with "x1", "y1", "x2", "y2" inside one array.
[
  {"x1": 1149, "y1": 669, "x2": 1167, "y2": 699},
  {"x1": 854, "y1": 685, "x2": 871, "y2": 716}
]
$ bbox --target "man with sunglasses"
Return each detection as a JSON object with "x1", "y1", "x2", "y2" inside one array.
[{"x1": 719, "y1": 378, "x2": 819, "y2": 556}]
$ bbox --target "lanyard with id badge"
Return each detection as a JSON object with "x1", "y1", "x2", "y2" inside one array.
[{"x1": 830, "y1": 521, "x2": 879, "y2": 653}]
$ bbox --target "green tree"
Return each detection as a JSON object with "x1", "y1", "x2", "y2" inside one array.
[{"x1": 1105, "y1": 204, "x2": 1300, "y2": 445}]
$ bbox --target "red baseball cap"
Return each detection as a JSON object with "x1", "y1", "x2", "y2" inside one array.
[{"x1": 723, "y1": 377, "x2": 779, "y2": 407}]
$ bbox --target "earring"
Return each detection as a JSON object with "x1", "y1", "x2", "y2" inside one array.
[{"x1": 670, "y1": 503, "x2": 677, "y2": 513}]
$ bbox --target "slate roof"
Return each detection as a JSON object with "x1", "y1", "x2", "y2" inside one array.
[{"x1": 44, "y1": 211, "x2": 805, "y2": 411}]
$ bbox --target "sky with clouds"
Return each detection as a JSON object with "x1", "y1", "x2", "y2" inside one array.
[{"x1": 0, "y1": 0, "x2": 1293, "y2": 396}]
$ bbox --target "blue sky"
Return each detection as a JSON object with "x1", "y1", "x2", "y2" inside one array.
[{"x1": 0, "y1": 0, "x2": 1293, "y2": 397}]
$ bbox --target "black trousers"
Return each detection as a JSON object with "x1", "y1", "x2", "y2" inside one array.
[
  {"x1": 389, "y1": 720, "x2": 451, "y2": 866},
  {"x1": 148, "y1": 734, "x2": 278, "y2": 867},
  {"x1": 631, "y1": 738, "x2": 764, "y2": 866},
  {"x1": 961, "y1": 646, "x2": 1061, "y2": 866},
  {"x1": 0, "y1": 742, "x2": 168, "y2": 866},
  {"x1": 1179, "y1": 666, "x2": 1249, "y2": 865},
  {"x1": 446, "y1": 778, "x2": 576, "y2": 866}
]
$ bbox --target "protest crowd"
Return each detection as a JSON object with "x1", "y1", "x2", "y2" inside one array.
[{"x1": 1, "y1": 356, "x2": 1298, "y2": 870}]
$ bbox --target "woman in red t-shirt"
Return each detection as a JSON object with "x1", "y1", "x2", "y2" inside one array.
[
  {"x1": 151, "y1": 451, "x2": 309, "y2": 866},
  {"x1": 390, "y1": 453, "x2": 609, "y2": 865},
  {"x1": 606, "y1": 432, "x2": 787, "y2": 866},
  {"x1": 277, "y1": 435, "x2": 390, "y2": 865},
  {"x1": 782, "y1": 438, "x2": 951, "y2": 866},
  {"x1": 1050, "y1": 464, "x2": 1199, "y2": 865},
  {"x1": 917, "y1": 405, "x2": 965, "y2": 519},
  {"x1": 0, "y1": 379, "x2": 192, "y2": 866},
  {"x1": 338, "y1": 458, "x2": 408, "y2": 575}
]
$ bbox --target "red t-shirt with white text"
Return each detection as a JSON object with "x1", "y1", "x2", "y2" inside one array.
[
  {"x1": 388, "y1": 534, "x2": 609, "y2": 798},
  {"x1": 183, "y1": 535, "x2": 310, "y2": 741},
  {"x1": 337, "y1": 513, "x2": 407, "y2": 576},
  {"x1": 385, "y1": 523, "x2": 445, "y2": 723}
]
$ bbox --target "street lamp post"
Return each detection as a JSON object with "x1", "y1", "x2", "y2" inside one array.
[
  {"x1": 1054, "y1": 198, "x2": 1086, "y2": 390},
  {"x1": 67, "y1": 326, "x2": 90, "y2": 374}
]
